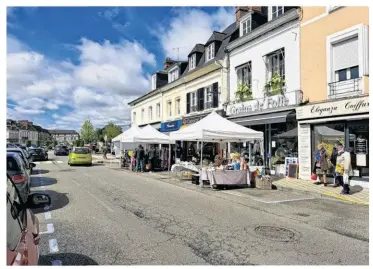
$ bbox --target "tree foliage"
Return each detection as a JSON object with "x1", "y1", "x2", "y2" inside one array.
[
  {"x1": 103, "y1": 122, "x2": 122, "y2": 142},
  {"x1": 95, "y1": 128, "x2": 105, "y2": 143},
  {"x1": 80, "y1": 120, "x2": 95, "y2": 143}
]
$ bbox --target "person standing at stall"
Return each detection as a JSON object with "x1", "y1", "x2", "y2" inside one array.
[
  {"x1": 148, "y1": 146, "x2": 155, "y2": 172},
  {"x1": 138, "y1": 145, "x2": 145, "y2": 172},
  {"x1": 313, "y1": 143, "x2": 329, "y2": 186}
]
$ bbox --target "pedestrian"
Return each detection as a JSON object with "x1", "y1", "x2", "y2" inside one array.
[
  {"x1": 335, "y1": 143, "x2": 353, "y2": 195},
  {"x1": 333, "y1": 143, "x2": 344, "y2": 188},
  {"x1": 313, "y1": 143, "x2": 329, "y2": 186},
  {"x1": 148, "y1": 146, "x2": 155, "y2": 172},
  {"x1": 138, "y1": 144, "x2": 145, "y2": 172},
  {"x1": 133, "y1": 146, "x2": 138, "y2": 172}
]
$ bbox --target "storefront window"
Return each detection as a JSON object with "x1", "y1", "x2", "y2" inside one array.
[
  {"x1": 348, "y1": 120, "x2": 369, "y2": 177},
  {"x1": 270, "y1": 122, "x2": 298, "y2": 166}
]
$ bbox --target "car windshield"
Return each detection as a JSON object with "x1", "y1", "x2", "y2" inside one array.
[
  {"x1": 74, "y1": 148, "x2": 90, "y2": 154},
  {"x1": 29, "y1": 149, "x2": 43, "y2": 154}
]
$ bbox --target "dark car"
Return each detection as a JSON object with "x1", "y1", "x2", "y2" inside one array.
[
  {"x1": 7, "y1": 152, "x2": 35, "y2": 203},
  {"x1": 7, "y1": 147, "x2": 34, "y2": 174},
  {"x1": 29, "y1": 148, "x2": 48, "y2": 161},
  {"x1": 7, "y1": 173, "x2": 51, "y2": 265},
  {"x1": 54, "y1": 145, "x2": 69, "y2": 156}
]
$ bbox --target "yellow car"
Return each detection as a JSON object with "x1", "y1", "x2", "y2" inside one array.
[{"x1": 68, "y1": 147, "x2": 92, "y2": 166}]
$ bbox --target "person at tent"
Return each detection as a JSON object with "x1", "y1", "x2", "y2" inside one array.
[
  {"x1": 138, "y1": 145, "x2": 145, "y2": 172},
  {"x1": 313, "y1": 143, "x2": 329, "y2": 186},
  {"x1": 132, "y1": 146, "x2": 138, "y2": 171},
  {"x1": 148, "y1": 146, "x2": 155, "y2": 172}
]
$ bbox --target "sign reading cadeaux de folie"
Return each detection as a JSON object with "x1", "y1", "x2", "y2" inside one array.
[{"x1": 296, "y1": 96, "x2": 369, "y2": 120}]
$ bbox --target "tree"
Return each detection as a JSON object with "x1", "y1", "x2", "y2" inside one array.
[
  {"x1": 80, "y1": 120, "x2": 95, "y2": 143},
  {"x1": 103, "y1": 122, "x2": 122, "y2": 142},
  {"x1": 95, "y1": 128, "x2": 105, "y2": 143}
]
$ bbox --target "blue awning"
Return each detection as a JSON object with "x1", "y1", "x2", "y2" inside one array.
[{"x1": 160, "y1": 120, "x2": 183, "y2": 132}]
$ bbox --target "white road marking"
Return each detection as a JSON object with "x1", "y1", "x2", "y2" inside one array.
[
  {"x1": 45, "y1": 212, "x2": 52, "y2": 220},
  {"x1": 52, "y1": 260, "x2": 63, "y2": 266},
  {"x1": 223, "y1": 191, "x2": 244, "y2": 197},
  {"x1": 34, "y1": 162, "x2": 40, "y2": 164},
  {"x1": 71, "y1": 179, "x2": 81, "y2": 187},
  {"x1": 86, "y1": 190, "x2": 114, "y2": 213},
  {"x1": 45, "y1": 161, "x2": 53, "y2": 164},
  {"x1": 40, "y1": 223, "x2": 54, "y2": 234},
  {"x1": 56, "y1": 161, "x2": 63, "y2": 164},
  {"x1": 252, "y1": 197, "x2": 316, "y2": 204},
  {"x1": 49, "y1": 239, "x2": 59, "y2": 253}
]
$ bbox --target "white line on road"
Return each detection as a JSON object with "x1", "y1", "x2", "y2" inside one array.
[
  {"x1": 71, "y1": 178, "x2": 81, "y2": 187},
  {"x1": 34, "y1": 162, "x2": 40, "y2": 164},
  {"x1": 86, "y1": 190, "x2": 115, "y2": 213},
  {"x1": 45, "y1": 161, "x2": 53, "y2": 164},
  {"x1": 223, "y1": 191, "x2": 244, "y2": 197},
  {"x1": 49, "y1": 239, "x2": 59, "y2": 253},
  {"x1": 40, "y1": 223, "x2": 54, "y2": 234},
  {"x1": 56, "y1": 161, "x2": 63, "y2": 164},
  {"x1": 252, "y1": 197, "x2": 316, "y2": 204},
  {"x1": 45, "y1": 212, "x2": 52, "y2": 220}
]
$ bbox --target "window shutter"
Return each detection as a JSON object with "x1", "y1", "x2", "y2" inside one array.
[
  {"x1": 212, "y1": 83, "x2": 219, "y2": 108},
  {"x1": 332, "y1": 36, "x2": 359, "y2": 71},
  {"x1": 198, "y1": 88, "x2": 204, "y2": 111},
  {"x1": 186, "y1": 93, "x2": 190, "y2": 114}
]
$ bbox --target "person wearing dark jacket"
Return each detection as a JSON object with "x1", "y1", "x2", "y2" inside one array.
[
  {"x1": 313, "y1": 143, "x2": 329, "y2": 186},
  {"x1": 138, "y1": 145, "x2": 145, "y2": 172},
  {"x1": 148, "y1": 146, "x2": 155, "y2": 172}
]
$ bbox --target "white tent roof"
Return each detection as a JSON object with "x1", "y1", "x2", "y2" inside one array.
[
  {"x1": 170, "y1": 111, "x2": 263, "y2": 142},
  {"x1": 141, "y1": 125, "x2": 175, "y2": 144},
  {"x1": 112, "y1": 133, "x2": 122, "y2": 142}
]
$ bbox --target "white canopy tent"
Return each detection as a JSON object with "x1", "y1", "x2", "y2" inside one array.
[
  {"x1": 140, "y1": 125, "x2": 176, "y2": 144},
  {"x1": 170, "y1": 111, "x2": 263, "y2": 168}
]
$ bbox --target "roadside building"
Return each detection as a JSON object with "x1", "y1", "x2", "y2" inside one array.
[
  {"x1": 296, "y1": 7, "x2": 369, "y2": 187},
  {"x1": 225, "y1": 6, "x2": 301, "y2": 172},
  {"x1": 6, "y1": 119, "x2": 19, "y2": 143},
  {"x1": 49, "y1": 129, "x2": 80, "y2": 143}
]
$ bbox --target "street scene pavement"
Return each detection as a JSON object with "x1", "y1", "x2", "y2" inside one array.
[{"x1": 31, "y1": 153, "x2": 368, "y2": 265}]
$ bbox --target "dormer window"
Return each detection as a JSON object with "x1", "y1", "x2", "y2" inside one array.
[
  {"x1": 269, "y1": 6, "x2": 284, "y2": 21},
  {"x1": 168, "y1": 67, "x2": 179, "y2": 83},
  {"x1": 205, "y1": 43, "x2": 215, "y2": 62},
  {"x1": 240, "y1": 16, "x2": 251, "y2": 36},
  {"x1": 189, "y1": 54, "x2": 196, "y2": 70},
  {"x1": 151, "y1": 74, "x2": 157, "y2": 90}
]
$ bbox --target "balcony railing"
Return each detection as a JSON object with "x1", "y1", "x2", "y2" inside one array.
[{"x1": 328, "y1": 78, "x2": 362, "y2": 98}]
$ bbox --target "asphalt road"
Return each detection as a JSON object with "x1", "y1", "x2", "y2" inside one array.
[{"x1": 29, "y1": 152, "x2": 369, "y2": 265}]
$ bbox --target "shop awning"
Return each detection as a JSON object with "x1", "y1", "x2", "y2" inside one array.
[{"x1": 229, "y1": 110, "x2": 293, "y2": 126}]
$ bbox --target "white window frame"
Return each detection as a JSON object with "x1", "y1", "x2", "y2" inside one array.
[
  {"x1": 191, "y1": 92, "x2": 197, "y2": 108},
  {"x1": 148, "y1": 106, "x2": 153, "y2": 121},
  {"x1": 236, "y1": 62, "x2": 252, "y2": 88},
  {"x1": 168, "y1": 67, "x2": 179, "y2": 83},
  {"x1": 240, "y1": 13, "x2": 252, "y2": 37},
  {"x1": 204, "y1": 85, "x2": 213, "y2": 108},
  {"x1": 167, "y1": 101, "x2": 172, "y2": 117},
  {"x1": 265, "y1": 48, "x2": 285, "y2": 82},
  {"x1": 151, "y1": 75, "x2": 157, "y2": 90},
  {"x1": 133, "y1": 112, "x2": 136, "y2": 124},
  {"x1": 189, "y1": 54, "x2": 196, "y2": 70},
  {"x1": 175, "y1": 98, "x2": 181, "y2": 115},
  {"x1": 205, "y1": 43, "x2": 215, "y2": 62},
  {"x1": 268, "y1": 6, "x2": 284, "y2": 21},
  {"x1": 326, "y1": 24, "x2": 368, "y2": 98},
  {"x1": 141, "y1": 109, "x2": 144, "y2": 123},
  {"x1": 156, "y1": 103, "x2": 160, "y2": 118}
]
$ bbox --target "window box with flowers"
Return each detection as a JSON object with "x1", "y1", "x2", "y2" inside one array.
[
  {"x1": 263, "y1": 72, "x2": 286, "y2": 97},
  {"x1": 235, "y1": 83, "x2": 253, "y2": 102}
]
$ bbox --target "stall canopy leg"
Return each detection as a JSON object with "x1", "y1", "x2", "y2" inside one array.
[
  {"x1": 168, "y1": 143, "x2": 171, "y2": 178},
  {"x1": 200, "y1": 140, "x2": 203, "y2": 168}
]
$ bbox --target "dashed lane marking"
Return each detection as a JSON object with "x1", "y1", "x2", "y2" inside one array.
[
  {"x1": 45, "y1": 212, "x2": 52, "y2": 220},
  {"x1": 49, "y1": 239, "x2": 59, "y2": 253},
  {"x1": 40, "y1": 223, "x2": 54, "y2": 234}
]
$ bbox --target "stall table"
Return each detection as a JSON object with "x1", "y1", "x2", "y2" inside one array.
[{"x1": 200, "y1": 168, "x2": 249, "y2": 188}]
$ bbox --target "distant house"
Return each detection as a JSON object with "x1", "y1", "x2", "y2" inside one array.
[
  {"x1": 6, "y1": 119, "x2": 19, "y2": 143},
  {"x1": 48, "y1": 130, "x2": 80, "y2": 143}
]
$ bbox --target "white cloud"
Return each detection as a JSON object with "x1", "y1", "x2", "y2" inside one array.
[
  {"x1": 98, "y1": 8, "x2": 131, "y2": 34},
  {"x1": 7, "y1": 35, "x2": 155, "y2": 130},
  {"x1": 155, "y1": 7, "x2": 235, "y2": 60}
]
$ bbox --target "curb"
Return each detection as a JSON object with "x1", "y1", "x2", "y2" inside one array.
[{"x1": 275, "y1": 185, "x2": 368, "y2": 206}]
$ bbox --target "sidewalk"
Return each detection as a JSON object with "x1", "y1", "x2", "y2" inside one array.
[
  {"x1": 92, "y1": 154, "x2": 118, "y2": 163},
  {"x1": 274, "y1": 178, "x2": 369, "y2": 206}
]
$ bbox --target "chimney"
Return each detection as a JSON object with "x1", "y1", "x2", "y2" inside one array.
[
  {"x1": 235, "y1": 6, "x2": 263, "y2": 25},
  {"x1": 164, "y1": 57, "x2": 174, "y2": 70}
]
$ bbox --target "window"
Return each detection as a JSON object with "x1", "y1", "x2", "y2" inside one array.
[
  {"x1": 133, "y1": 112, "x2": 136, "y2": 124},
  {"x1": 236, "y1": 62, "x2": 252, "y2": 87},
  {"x1": 175, "y1": 98, "x2": 181, "y2": 115},
  {"x1": 148, "y1": 106, "x2": 153, "y2": 121},
  {"x1": 241, "y1": 17, "x2": 251, "y2": 36},
  {"x1": 156, "y1": 103, "x2": 160, "y2": 118},
  {"x1": 189, "y1": 54, "x2": 196, "y2": 70},
  {"x1": 266, "y1": 49, "x2": 285, "y2": 81},
  {"x1": 151, "y1": 75, "x2": 157, "y2": 90},
  {"x1": 141, "y1": 109, "x2": 144, "y2": 122},
  {"x1": 191, "y1": 92, "x2": 197, "y2": 111},
  {"x1": 205, "y1": 43, "x2": 215, "y2": 62},
  {"x1": 204, "y1": 86, "x2": 213, "y2": 109},
  {"x1": 270, "y1": 6, "x2": 284, "y2": 20},
  {"x1": 167, "y1": 101, "x2": 172, "y2": 117},
  {"x1": 168, "y1": 69, "x2": 179, "y2": 83}
]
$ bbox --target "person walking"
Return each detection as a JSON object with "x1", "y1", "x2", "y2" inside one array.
[
  {"x1": 138, "y1": 145, "x2": 145, "y2": 172},
  {"x1": 148, "y1": 146, "x2": 155, "y2": 172},
  {"x1": 313, "y1": 143, "x2": 329, "y2": 186},
  {"x1": 333, "y1": 143, "x2": 344, "y2": 188},
  {"x1": 335, "y1": 144, "x2": 353, "y2": 195}
]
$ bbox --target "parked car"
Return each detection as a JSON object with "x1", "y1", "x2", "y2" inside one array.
[
  {"x1": 68, "y1": 147, "x2": 92, "y2": 166},
  {"x1": 7, "y1": 147, "x2": 34, "y2": 175},
  {"x1": 7, "y1": 173, "x2": 51, "y2": 265},
  {"x1": 28, "y1": 148, "x2": 48, "y2": 161},
  {"x1": 7, "y1": 152, "x2": 35, "y2": 203},
  {"x1": 54, "y1": 145, "x2": 69, "y2": 156}
]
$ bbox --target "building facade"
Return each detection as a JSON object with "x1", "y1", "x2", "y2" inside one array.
[
  {"x1": 296, "y1": 6, "x2": 369, "y2": 187},
  {"x1": 225, "y1": 6, "x2": 301, "y2": 172},
  {"x1": 49, "y1": 130, "x2": 80, "y2": 143}
]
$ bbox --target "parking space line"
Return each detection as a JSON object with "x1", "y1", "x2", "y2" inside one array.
[
  {"x1": 86, "y1": 190, "x2": 115, "y2": 213},
  {"x1": 45, "y1": 212, "x2": 52, "y2": 220},
  {"x1": 252, "y1": 197, "x2": 316, "y2": 204},
  {"x1": 49, "y1": 239, "x2": 59, "y2": 253}
]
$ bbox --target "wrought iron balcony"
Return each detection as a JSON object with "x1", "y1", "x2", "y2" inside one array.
[{"x1": 328, "y1": 78, "x2": 362, "y2": 98}]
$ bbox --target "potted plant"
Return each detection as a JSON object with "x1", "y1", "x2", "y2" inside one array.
[
  {"x1": 263, "y1": 72, "x2": 286, "y2": 97},
  {"x1": 235, "y1": 83, "x2": 253, "y2": 102}
]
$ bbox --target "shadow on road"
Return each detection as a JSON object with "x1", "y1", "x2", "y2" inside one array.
[
  {"x1": 39, "y1": 253, "x2": 99, "y2": 265},
  {"x1": 32, "y1": 169, "x2": 50, "y2": 175},
  {"x1": 30, "y1": 190, "x2": 69, "y2": 214},
  {"x1": 30, "y1": 177, "x2": 57, "y2": 187},
  {"x1": 350, "y1": 185, "x2": 363, "y2": 195}
]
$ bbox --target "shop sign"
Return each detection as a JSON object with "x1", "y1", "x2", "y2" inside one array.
[
  {"x1": 160, "y1": 120, "x2": 182, "y2": 132},
  {"x1": 296, "y1": 96, "x2": 369, "y2": 120},
  {"x1": 226, "y1": 90, "x2": 301, "y2": 116}
]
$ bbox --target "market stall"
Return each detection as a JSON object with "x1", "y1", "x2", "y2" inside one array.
[{"x1": 170, "y1": 111, "x2": 263, "y2": 188}]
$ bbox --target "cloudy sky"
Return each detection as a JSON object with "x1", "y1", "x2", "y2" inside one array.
[{"x1": 7, "y1": 6, "x2": 235, "y2": 131}]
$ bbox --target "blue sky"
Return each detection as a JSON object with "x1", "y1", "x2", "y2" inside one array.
[{"x1": 7, "y1": 6, "x2": 234, "y2": 131}]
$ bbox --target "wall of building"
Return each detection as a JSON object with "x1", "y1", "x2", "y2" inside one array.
[
  {"x1": 131, "y1": 92, "x2": 163, "y2": 125},
  {"x1": 300, "y1": 6, "x2": 369, "y2": 102},
  {"x1": 229, "y1": 21, "x2": 300, "y2": 102},
  {"x1": 161, "y1": 84, "x2": 185, "y2": 122}
]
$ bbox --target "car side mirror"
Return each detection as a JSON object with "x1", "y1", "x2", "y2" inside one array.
[
  {"x1": 26, "y1": 193, "x2": 51, "y2": 208},
  {"x1": 30, "y1": 163, "x2": 36, "y2": 168}
]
